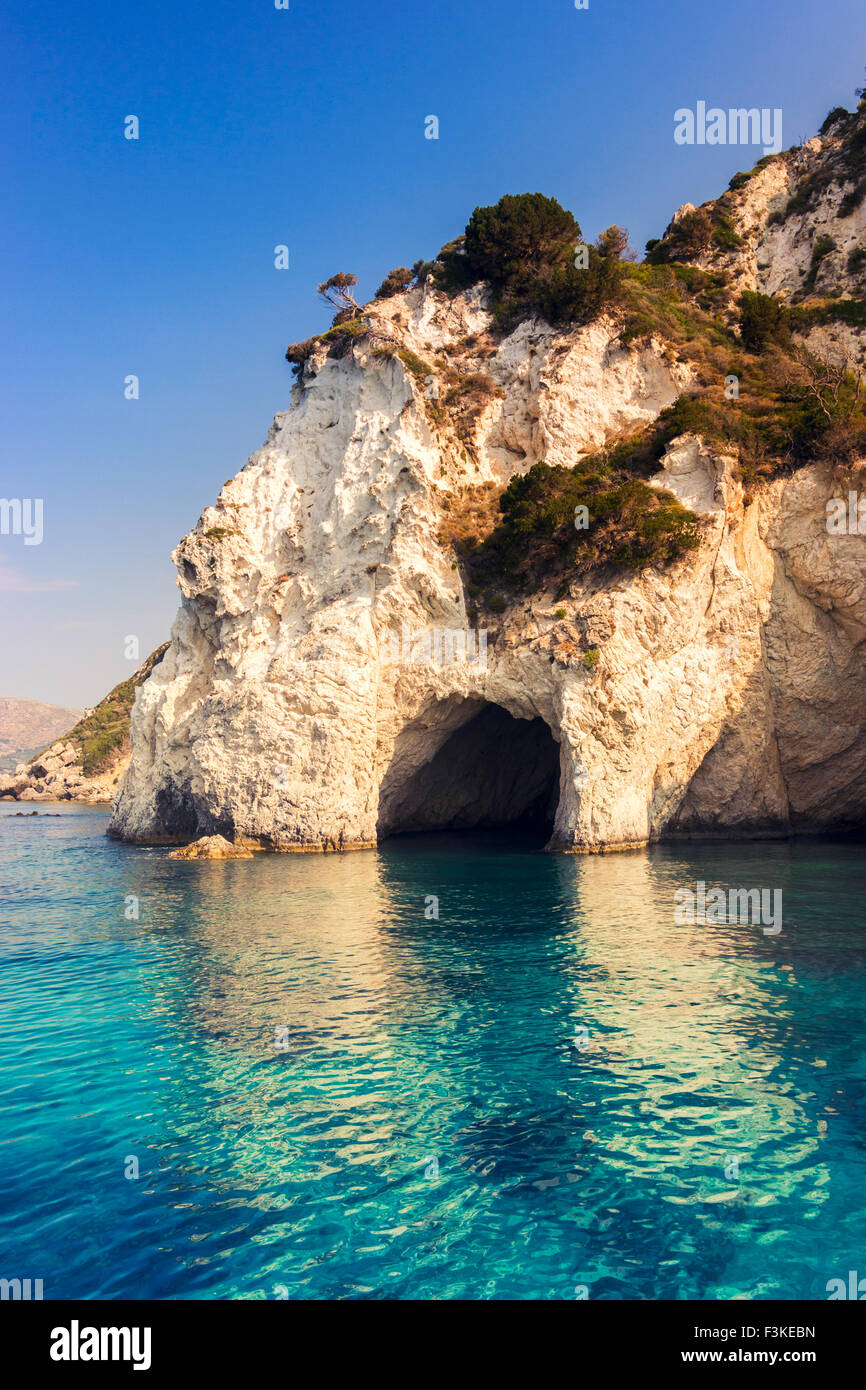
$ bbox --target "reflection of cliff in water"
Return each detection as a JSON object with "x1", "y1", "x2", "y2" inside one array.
[{"x1": 109, "y1": 834, "x2": 852, "y2": 1295}]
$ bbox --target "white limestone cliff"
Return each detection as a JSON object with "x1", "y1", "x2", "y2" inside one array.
[{"x1": 108, "y1": 137, "x2": 866, "y2": 853}]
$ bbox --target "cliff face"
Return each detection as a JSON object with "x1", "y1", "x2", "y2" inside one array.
[
  {"x1": 109, "y1": 131, "x2": 866, "y2": 853},
  {"x1": 678, "y1": 130, "x2": 866, "y2": 304}
]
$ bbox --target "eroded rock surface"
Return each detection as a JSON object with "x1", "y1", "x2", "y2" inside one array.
[
  {"x1": 168, "y1": 834, "x2": 254, "y2": 860},
  {"x1": 109, "y1": 136, "x2": 866, "y2": 854}
]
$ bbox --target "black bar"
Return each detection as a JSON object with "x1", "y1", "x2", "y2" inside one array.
[{"x1": 2, "y1": 1298, "x2": 863, "y2": 1377}]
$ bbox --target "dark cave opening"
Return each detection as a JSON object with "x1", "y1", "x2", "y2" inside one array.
[{"x1": 378, "y1": 703, "x2": 561, "y2": 841}]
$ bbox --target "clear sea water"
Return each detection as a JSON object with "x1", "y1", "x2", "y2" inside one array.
[{"x1": 1, "y1": 804, "x2": 865, "y2": 1301}]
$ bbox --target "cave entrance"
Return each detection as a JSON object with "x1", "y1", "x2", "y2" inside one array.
[{"x1": 377, "y1": 701, "x2": 561, "y2": 843}]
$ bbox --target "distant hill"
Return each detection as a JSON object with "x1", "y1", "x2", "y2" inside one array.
[
  {"x1": 56, "y1": 644, "x2": 170, "y2": 777},
  {"x1": 0, "y1": 698, "x2": 83, "y2": 771}
]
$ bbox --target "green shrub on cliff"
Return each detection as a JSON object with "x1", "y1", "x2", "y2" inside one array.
[
  {"x1": 460, "y1": 456, "x2": 703, "y2": 592},
  {"x1": 821, "y1": 106, "x2": 850, "y2": 134},
  {"x1": 375, "y1": 267, "x2": 414, "y2": 299},
  {"x1": 320, "y1": 317, "x2": 368, "y2": 358},
  {"x1": 646, "y1": 207, "x2": 713, "y2": 265},
  {"x1": 463, "y1": 194, "x2": 578, "y2": 294},
  {"x1": 285, "y1": 337, "x2": 318, "y2": 375},
  {"x1": 39, "y1": 644, "x2": 170, "y2": 778},
  {"x1": 738, "y1": 291, "x2": 791, "y2": 352},
  {"x1": 440, "y1": 193, "x2": 624, "y2": 330}
]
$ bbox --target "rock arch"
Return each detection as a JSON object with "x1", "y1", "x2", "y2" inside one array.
[{"x1": 376, "y1": 697, "x2": 562, "y2": 840}]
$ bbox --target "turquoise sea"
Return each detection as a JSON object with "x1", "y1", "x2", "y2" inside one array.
[{"x1": 1, "y1": 804, "x2": 865, "y2": 1300}]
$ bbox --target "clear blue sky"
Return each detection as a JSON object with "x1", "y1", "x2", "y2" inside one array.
[{"x1": 1, "y1": 0, "x2": 864, "y2": 707}]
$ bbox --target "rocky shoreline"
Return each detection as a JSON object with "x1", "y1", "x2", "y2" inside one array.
[{"x1": 0, "y1": 739, "x2": 124, "y2": 804}]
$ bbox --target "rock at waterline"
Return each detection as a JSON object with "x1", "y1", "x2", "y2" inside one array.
[{"x1": 168, "y1": 834, "x2": 253, "y2": 860}]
